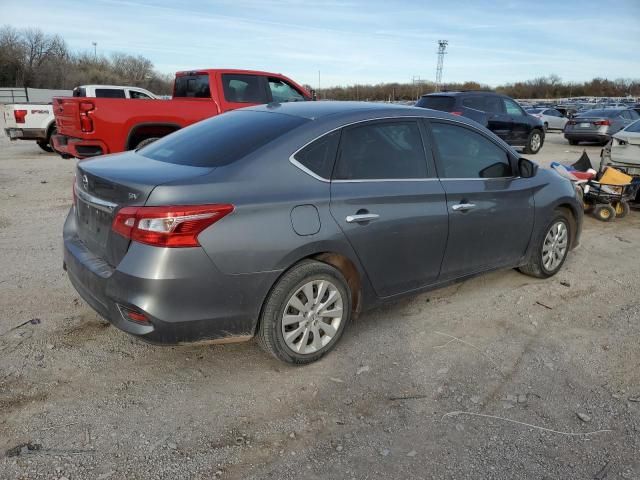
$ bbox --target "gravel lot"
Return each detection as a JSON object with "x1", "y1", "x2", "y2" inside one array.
[{"x1": 1, "y1": 124, "x2": 639, "y2": 480}]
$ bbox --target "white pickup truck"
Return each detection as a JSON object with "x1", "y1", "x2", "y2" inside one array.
[{"x1": 2, "y1": 85, "x2": 158, "y2": 152}]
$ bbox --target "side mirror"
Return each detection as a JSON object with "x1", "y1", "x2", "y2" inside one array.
[{"x1": 518, "y1": 157, "x2": 538, "y2": 178}]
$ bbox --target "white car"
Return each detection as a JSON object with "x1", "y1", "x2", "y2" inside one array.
[
  {"x1": 3, "y1": 85, "x2": 158, "y2": 152},
  {"x1": 526, "y1": 108, "x2": 569, "y2": 131},
  {"x1": 601, "y1": 119, "x2": 640, "y2": 176}
]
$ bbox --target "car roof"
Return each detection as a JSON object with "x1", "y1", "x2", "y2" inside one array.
[
  {"x1": 244, "y1": 101, "x2": 459, "y2": 121},
  {"x1": 421, "y1": 90, "x2": 499, "y2": 97}
]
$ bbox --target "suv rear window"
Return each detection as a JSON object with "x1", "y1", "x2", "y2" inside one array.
[
  {"x1": 95, "y1": 89, "x2": 126, "y2": 98},
  {"x1": 415, "y1": 96, "x2": 455, "y2": 112},
  {"x1": 174, "y1": 74, "x2": 211, "y2": 98},
  {"x1": 138, "y1": 111, "x2": 308, "y2": 167}
]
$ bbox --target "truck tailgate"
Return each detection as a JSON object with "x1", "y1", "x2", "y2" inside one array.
[{"x1": 53, "y1": 97, "x2": 82, "y2": 137}]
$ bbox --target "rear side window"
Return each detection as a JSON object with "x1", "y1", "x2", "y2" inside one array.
[
  {"x1": 95, "y1": 89, "x2": 126, "y2": 98},
  {"x1": 334, "y1": 121, "x2": 427, "y2": 180},
  {"x1": 174, "y1": 74, "x2": 211, "y2": 98},
  {"x1": 293, "y1": 130, "x2": 340, "y2": 179},
  {"x1": 222, "y1": 74, "x2": 268, "y2": 103},
  {"x1": 483, "y1": 96, "x2": 503, "y2": 113},
  {"x1": 462, "y1": 96, "x2": 486, "y2": 110},
  {"x1": 431, "y1": 122, "x2": 512, "y2": 179},
  {"x1": 139, "y1": 111, "x2": 307, "y2": 167},
  {"x1": 415, "y1": 96, "x2": 455, "y2": 112}
]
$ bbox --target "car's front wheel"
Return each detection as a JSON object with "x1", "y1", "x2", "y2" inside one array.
[
  {"x1": 257, "y1": 260, "x2": 351, "y2": 364},
  {"x1": 519, "y1": 213, "x2": 571, "y2": 278},
  {"x1": 524, "y1": 129, "x2": 544, "y2": 154}
]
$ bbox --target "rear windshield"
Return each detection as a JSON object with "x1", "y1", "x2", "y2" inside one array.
[
  {"x1": 415, "y1": 95, "x2": 455, "y2": 112},
  {"x1": 174, "y1": 74, "x2": 211, "y2": 98},
  {"x1": 138, "y1": 110, "x2": 308, "y2": 167},
  {"x1": 577, "y1": 109, "x2": 621, "y2": 118},
  {"x1": 72, "y1": 87, "x2": 86, "y2": 97}
]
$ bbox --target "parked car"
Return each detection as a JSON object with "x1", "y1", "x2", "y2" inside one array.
[
  {"x1": 63, "y1": 102, "x2": 583, "y2": 364},
  {"x1": 601, "y1": 119, "x2": 640, "y2": 182},
  {"x1": 72, "y1": 85, "x2": 158, "y2": 99},
  {"x1": 526, "y1": 107, "x2": 569, "y2": 131},
  {"x1": 564, "y1": 108, "x2": 640, "y2": 146},
  {"x1": 52, "y1": 69, "x2": 311, "y2": 159},
  {"x1": 415, "y1": 91, "x2": 545, "y2": 154}
]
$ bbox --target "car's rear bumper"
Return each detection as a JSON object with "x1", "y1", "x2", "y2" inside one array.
[
  {"x1": 63, "y1": 208, "x2": 278, "y2": 344},
  {"x1": 564, "y1": 132, "x2": 609, "y2": 143},
  {"x1": 4, "y1": 127, "x2": 47, "y2": 141},
  {"x1": 51, "y1": 134, "x2": 108, "y2": 159}
]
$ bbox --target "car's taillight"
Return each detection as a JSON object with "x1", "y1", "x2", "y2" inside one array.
[
  {"x1": 79, "y1": 101, "x2": 95, "y2": 133},
  {"x1": 450, "y1": 111, "x2": 463, "y2": 116},
  {"x1": 14, "y1": 109, "x2": 27, "y2": 124},
  {"x1": 112, "y1": 204, "x2": 234, "y2": 248},
  {"x1": 593, "y1": 120, "x2": 611, "y2": 126}
]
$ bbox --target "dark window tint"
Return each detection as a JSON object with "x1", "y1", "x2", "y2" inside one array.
[
  {"x1": 629, "y1": 110, "x2": 640, "y2": 120},
  {"x1": 334, "y1": 121, "x2": 427, "y2": 180},
  {"x1": 431, "y1": 122, "x2": 512, "y2": 179},
  {"x1": 139, "y1": 111, "x2": 307, "y2": 167},
  {"x1": 130, "y1": 90, "x2": 152, "y2": 99},
  {"x1": 174, "y1": 74, "x2": 211, "y2": 98},
  {"x1": 462, "y1": 96, "x2": 486, "y2": 110},
  {"x1": 269, "y1": 78, "x2": 306, "y2": 103},
  {"x1": 72, "y1": 87, "x2": 86, "y2": 97},
  {"x1": 294, "y1": 130, "x2": 340, "y2": 179},
  {"x1": 222, "y1": 74, "x2": 267, "y2": 103},
  {"x1": 416, "y1": 95, "x2": 455, "y2": 112},
  {"x1": 95, "y1": 89, "x2": 126, "y2": 98},
  {"x1": 483, "y1": 96, "x2": 503, "y2": 113}
]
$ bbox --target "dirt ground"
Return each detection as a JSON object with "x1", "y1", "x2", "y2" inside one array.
[{"x1": 1, "y1": 124, "x2": 639, "y2": 480}]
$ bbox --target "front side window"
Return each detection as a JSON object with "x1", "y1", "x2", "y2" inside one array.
[
  {"x1": 130, "y1": 90, "x2": 152, "y2": 99},
  {"x1": 431, "y1": 122, "x2": 512, "y2": 179},
  {"x1": 174, "y1": 74, "x2": 211, "y2": 98},
  {"x1": 333, "y1": 121, "x2": 427, "y2": 180},
  {"x1": 95, "y1": 89, "x2": 126, "y2": 98},
  {"x1": 294, "y1": 130, "x2": 340, "y2": 179},
  {"x1": 221, "y1": 74, "x2": 267, "y2": 103},
  {"x1": 504, "y1": 98, "x2": 524, "y2": 116},
  {"x1": 269, "y1": 78, "x2": 305, "y2": 103}
]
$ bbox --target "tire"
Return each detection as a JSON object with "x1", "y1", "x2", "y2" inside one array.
[
  {"x1": 257, "y1": 260, "x2": 352, "y2": 365},
  {"x1": 518, "y1": 212, "x2": 571, "y2": 279},
  {"x1": 37, "y1": 126, "x2": 57, "y2": 153},
  {"x1": 135, "y1": 137, "x2": 159, "y2": 150},
  {"x1": 593, "y1": 204, "x2": 615, "y2": 222},
  {"x1": 523, "y1": 129, "x2": 543, "y2": 154},
  {"x1": 612, "y1": 200, "x2": 630, "y2": 219},
  {"x1": 568, "y1": 139, "x2": 579, "y2": 146}
]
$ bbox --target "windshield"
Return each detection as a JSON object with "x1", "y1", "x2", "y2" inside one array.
[
  {"x1": 527, "y1": 108, "x2": 544, "y2": 114},
  {"x1": 139, "y1": 110, "x2": 308, "y2": 167}
]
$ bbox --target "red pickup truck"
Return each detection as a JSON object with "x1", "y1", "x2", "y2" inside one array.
[{"x1": 51, "y1": 69, "x2": 311, "y2": 159}]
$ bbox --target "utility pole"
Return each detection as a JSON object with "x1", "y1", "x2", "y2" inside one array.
[
  {"x1": 435, "y1": 40, "x2": 448, "y2": 92},
  {"x1": 92, "y1": 41, "x2": 97, "y2": 60}
]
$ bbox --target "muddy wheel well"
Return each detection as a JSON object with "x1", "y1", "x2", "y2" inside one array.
[
  {"x1": 313, "y1": 253, "x2": 362, "y2": 316},
  {"x1": 556, "y1": 204, "x2": 577, "y2": 248}
]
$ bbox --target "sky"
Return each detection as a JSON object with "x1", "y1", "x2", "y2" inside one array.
[{"x1": 3, "y1": 0, "x2": 640, "y2": 88}]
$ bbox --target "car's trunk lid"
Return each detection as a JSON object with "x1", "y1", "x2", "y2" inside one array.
[
  {"x1": 74, "y1": 151, "x2": 214, "y2": 266},
  {"x1": 569, "y1": 117, "x2": 608, "y2": 131}
]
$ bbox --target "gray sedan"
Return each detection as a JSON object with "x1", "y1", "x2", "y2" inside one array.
[
  {"x1": 63, "y1": 102, "x2": 583, "y2": 364},
  {"x1": 564, "y1": 108, "x2": 640, "y2": 146},
  {"x1": 526, "y1": 108, "x2": 568, "y2": 131}
]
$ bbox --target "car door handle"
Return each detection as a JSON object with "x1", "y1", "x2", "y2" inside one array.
[
  {"x1": 451, "y1": 203, "x2": 476, "y2": 212},
  {"x1": 346, "y1": 213, "x2": 380, "y2": 223}
]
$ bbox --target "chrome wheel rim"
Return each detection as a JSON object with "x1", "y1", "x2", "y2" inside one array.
[
  {"x1": 542, "y1": 221, "x2": 568, "y2": 272},
  {"x1": 281, "y1": 280, "x2": 343, "y2": 355},
  {"x1": 531, "y1": 133, "x2": 541, "y2": 151}
]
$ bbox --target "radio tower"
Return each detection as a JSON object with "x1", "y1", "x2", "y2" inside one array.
[{"x1": 435, "y1": 40, "x2": 448, "y2": 92}]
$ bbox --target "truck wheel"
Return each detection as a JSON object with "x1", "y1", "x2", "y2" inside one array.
[
  {"x1": 37, "y1": 140, "x2": 53, "y2": 153},
  {"x1": 523, "y1": 129, "x2": 543, "y2": 154},
  {"x1": 135, "y1": 137, "x2": 159, "y2": 150},
  {"x1": 257, "y1": 260, "x2": 351, "y2": 365}
]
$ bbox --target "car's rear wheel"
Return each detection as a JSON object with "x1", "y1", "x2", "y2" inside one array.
[
  {"x1": 135, "y1": 137, "x2": 159, "y2": 150},
  {"x1": 568, "y1": 139, "x2": 579, "y2": 146},
  {"x1": 519, "y1": 213, "x2": 571, "y2": 278},
  {"x1": 37, "y1": 126, "x2": 57, "y2": 153},
  {"x1": 257, "y1": 260, "x2": 351, "y2": 364},
  {"x1": 524, "y1": 129, "x2": 543, "y2": 154}
]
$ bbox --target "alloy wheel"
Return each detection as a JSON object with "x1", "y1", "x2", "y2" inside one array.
[
  {"x1": 531, "y1": 132, "x2": 542, "y2": 152},
  {"x1": 542, "y1": 221, "x2": 568, "y2": 272},
  {"x1": 281, "y1": 280, "x2": 343, "y2": 355}
]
